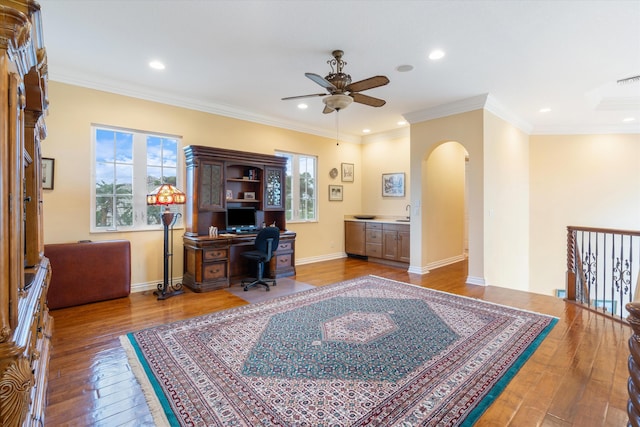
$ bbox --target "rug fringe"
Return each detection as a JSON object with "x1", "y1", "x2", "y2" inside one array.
[{"x1": 119, "y1": 335, "x2": 172, "y2": 427}]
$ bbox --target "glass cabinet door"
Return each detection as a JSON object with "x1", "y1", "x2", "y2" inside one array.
[{"x1": 264, "y1": 166, "x2": 284, "y2": 210}]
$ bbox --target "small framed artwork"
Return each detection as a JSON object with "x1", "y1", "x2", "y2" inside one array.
[
  {"x1": 42, "y1": 158, "x2": 55, "y2": 190},
  {"x1": 341, "y1": 163, "x2": 354, "y2": 182},
  {"x1": 382, "y1": 172, "x2": 405, "y2": 197},
  {"x1": 555, "y1": 289, "x2": 566, "y2": 298},
  {"x1": 244, "y1": 191, "x2": 256, "y2": 200},
  {"x1": 329, "y1": 185, "x2": 343, "y2": 201},
  {"x1": 226, "y1": 189, "x2": 233, "y2": 200}
]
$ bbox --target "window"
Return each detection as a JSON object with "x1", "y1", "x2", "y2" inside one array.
[
  {"x1": 276, "y1": 151, "x2": 317, "y2": 222},
  {"x1": 92, "y1": 125, "x2": 182, "y2": 232}
]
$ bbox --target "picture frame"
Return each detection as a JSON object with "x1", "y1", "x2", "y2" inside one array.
[
  {"x1": 226, "y1": 189, "x2": 233, "y2": 200},
  {"x1": 382, "y1": 172, "x2": 405, "y2": 197},
  {"x1": 42, "y1": 158, "x2": 55, "y2": 190},
  {"x1": 244, "y1": 191, "x2": 255, "y2": 200},
  {"x1": 341, "y1": 163, "x2": 354, "y2": 182},
  {"x1": 328, "y1": 185, "x2": 343, "y2": 201}
]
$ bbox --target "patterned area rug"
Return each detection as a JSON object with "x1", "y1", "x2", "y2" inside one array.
[{"x1": 121, "y1": 275, "x2": 557, "y2": 426}]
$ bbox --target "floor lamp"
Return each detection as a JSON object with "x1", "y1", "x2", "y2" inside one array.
[{"x1": 146, "y1": 183, "x2": 186, "y2": 300}]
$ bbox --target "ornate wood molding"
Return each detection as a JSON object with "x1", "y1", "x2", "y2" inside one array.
[{"x1": 0, "y1": 357, "x2": 34, "y2": 426}]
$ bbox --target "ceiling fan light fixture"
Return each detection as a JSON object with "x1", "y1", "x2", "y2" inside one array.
[{"x1": 323, "y1": 94, "x2": 353, "y2": 111}]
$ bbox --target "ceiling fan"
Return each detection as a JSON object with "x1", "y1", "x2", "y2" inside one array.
[{"x1": 282, "y1": 50, "x2": 390, "y2": 114}]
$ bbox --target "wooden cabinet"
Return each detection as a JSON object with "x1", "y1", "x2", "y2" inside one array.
[
  {"x1": 382, "y1": 223, "x2": 410, "y2": 263},
  {"x1": 345, "y1": 220, "x2": 410, "y2": 265},
  {"x1": 0, "y1": 2, "x2": 52, "y2": 425},
  {"x1": 345, "y1": 221, "x2": 365, "y2": 256}
]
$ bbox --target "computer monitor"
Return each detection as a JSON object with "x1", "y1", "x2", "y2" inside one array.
[{"x1": 226, "y1": 207, "x2": 257, "y2": 232}]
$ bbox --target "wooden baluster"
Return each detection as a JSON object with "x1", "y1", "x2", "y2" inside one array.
[
  {"x1": 566, "y1": 226, "x2": 577, "y2": 301},
  {"x1": 627, "y1": 301, "x2": 640, "y2": 426}
]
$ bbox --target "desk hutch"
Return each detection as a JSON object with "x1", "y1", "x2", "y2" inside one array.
[
  {"x1": 0, "y1": 1, "x2": 52, "y2": 425},
  {"x1": 182, "y1": 146, "x2": 296, "y2": 292}
]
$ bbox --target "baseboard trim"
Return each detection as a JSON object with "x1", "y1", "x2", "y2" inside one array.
[
  {"x1": 295, "y1": 252, "x2": 347, "y2": 265},
  {"x1": 466, "y1": 276, "x2": 486, "y2": 286}
]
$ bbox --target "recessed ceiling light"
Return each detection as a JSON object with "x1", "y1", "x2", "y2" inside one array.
[
  {"x1": 539, "y1": 107, "x2": 551, "y2": 113},
  {"x1": 396, "y1": 64, "x2": 414, "y2": 72},
  {"x1": 428, "y1": 50, "x2": 445, "y2": 60},
  {"x1": 297, "y1": 103, "x2": 308, "y2": 110},
  {"x1": 623, "y1": 117, "x2": 636, "y2": 122},
  {"x1": 149, "y1": 60, "x2": 165, "y2": 70},
  {"x1": 362, "y1": 129, "x2": 371, "y2": 133},
  {"x1": 397, "y1": 120, "x2": 407, "y2": 126}
]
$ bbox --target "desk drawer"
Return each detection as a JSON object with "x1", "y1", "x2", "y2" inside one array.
[
  {"x1": 204, "y1": 262, "x2": 227, "y2": 280},
  {"x1": 204, "y1": 248, "x2": 227, "y2": 261},
  {"x1": 277, "y1": 240, "x2": 293, "y2": 252}
]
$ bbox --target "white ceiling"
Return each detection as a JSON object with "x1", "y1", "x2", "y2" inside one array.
[{"x1": 38, "y1": 0, "x2": 640, "y2": 140}]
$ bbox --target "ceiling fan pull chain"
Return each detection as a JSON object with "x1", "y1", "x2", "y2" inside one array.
[{"x1": 336, "y1": 111, "x2": 340, "y2": 146}]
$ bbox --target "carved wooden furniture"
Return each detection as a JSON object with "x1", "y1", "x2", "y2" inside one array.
[
  {"x1": 182, "y1": 146, "x2": 295, "y2": 292},
  {"x1": 0, "y1": 1, "x2": 52, "y2": 425},
  {"x1": 45, "y1": 241, "x2": 131, "y2": 309}
]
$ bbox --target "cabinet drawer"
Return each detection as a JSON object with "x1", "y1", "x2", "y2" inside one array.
[
  {"x1": 366, "y1": 243, "x2": 382, "y2": 258},
  {"x1": 277, "y1": 240, "x2": 292, "y2": 252},
  {"x1": 366, "y1": 229, "x2": 382, "y2": 243},
  {"x1": 366, "y1": 222, "x2": 382, "y2": 230},
  {"x1": 204, "y1": 248, "x2": 227, "y2": 260},
  {"x1": 204, "y1": 262, "x2": 227, "y2": 280},
  {"x1": 275, "y1": 253, "x2": 292, "y2": 268}
]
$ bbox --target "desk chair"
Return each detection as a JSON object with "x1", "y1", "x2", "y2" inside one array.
[{"x1": 241, "y1": 227, "x2": 280, "y2": 291}]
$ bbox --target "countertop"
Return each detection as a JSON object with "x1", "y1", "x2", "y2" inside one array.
[{"x1": 344, "y1": 215, "x2": 411, "y2": 224}]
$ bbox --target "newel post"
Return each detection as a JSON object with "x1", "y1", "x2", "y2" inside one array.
[{"x1": 626, "y1": 302, "x2": 640, "y2": 427}]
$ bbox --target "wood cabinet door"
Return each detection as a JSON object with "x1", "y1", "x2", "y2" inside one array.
[
  {"x1": 398, "y1": 229, "x2": 411, "y2": 263},
  {"x1": 382, "y1": 229, "x2": 399, "y2": 260},
  {"x1": 345, "y1": 221, "x2": 366, "y2": 256},
  {"x1": 199, "y1": 161, "x2": 224, "y2": 210}
]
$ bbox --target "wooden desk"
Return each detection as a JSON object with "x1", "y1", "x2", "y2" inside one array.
[{"x1": 182, "y1": 231, "x2": 296, "y2": 292}]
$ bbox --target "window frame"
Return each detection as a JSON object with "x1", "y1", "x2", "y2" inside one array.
[
  {"x1": 276, "y1": 150, "x2": 318, "y2": 223},
  {"x1": 90, "y1": 124, "x2": 184, "y2": 233}
]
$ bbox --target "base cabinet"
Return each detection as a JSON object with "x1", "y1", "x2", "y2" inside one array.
[{"x1": 345, "y1": 220, "x2": 409, "y2": 264}]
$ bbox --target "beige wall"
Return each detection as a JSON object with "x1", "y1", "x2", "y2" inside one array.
[
  {"x1": 529, "y1": 133, "x2": 640, "y2": 296},
  {"x1": 361, "y1": 133, "x2": 411, "y2": 216},
  {"x1": 41, "y1": 82, "x2": 361, "y2": 288},
  {"x1": 483, "y1": 111, "x2": 530, "y2": 291}
]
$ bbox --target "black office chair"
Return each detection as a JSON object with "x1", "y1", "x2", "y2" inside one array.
[{"x1": 241, "y1": 227, "x2": 280, "y2": 291}]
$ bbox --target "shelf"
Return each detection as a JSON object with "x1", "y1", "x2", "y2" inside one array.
[
  {"x1": 227, "y1": 178, "x2": 260, "y2": 183},
  {"x1": 227, "y1": 199, "x2": 260, "y2": 203}
]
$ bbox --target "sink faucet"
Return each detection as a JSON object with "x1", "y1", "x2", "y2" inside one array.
[{"x1": 405, "y1": 204, "x2": 411, "y2": 218}]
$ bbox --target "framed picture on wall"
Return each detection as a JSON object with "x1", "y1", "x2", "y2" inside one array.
[
  {"x1": 341, "y1": 163, "x2": 354, "y2": 182},
  {"x1": 382, "y1": 172, "x2": 405, "y2": 197},
  {"x1": 329, "y1": 185, "x2": 343, "y2": 201},
  {"x1": 42, "y1": 158, "x2": 55, "y2": 190}
]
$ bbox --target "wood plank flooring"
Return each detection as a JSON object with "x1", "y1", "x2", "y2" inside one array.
[{"x1": 45, "y1": 258, "x2": 631, "y2": 426}]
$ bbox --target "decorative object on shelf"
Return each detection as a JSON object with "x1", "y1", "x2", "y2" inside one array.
[
  {"x1": 146, "y1": 183, "x2": 187, "y2": 300},
  {"x1": 382, "y1": 172, "x2": 405, "y2": 197},
  {"x1": 329, "y1": 167, "x2": 338, "y2": 179},
  {"x1": 42, "y1": 157, "x2": 55, "y2": 190},
  {"x1": 329, "y1": 184, "x2": 343, "y2": 201},
  {"x1": 354, "y1": 215, "x2": 376, "y2": 220},
  {"x1": 226, "y1": 189, "x2": 233, "y2": 200},
  {"x1": 341, "y1": 162, "x2": 354, "y2": 182},
  {"x1": 244, "y1": 191, "x2": 256, "y2": 200}
]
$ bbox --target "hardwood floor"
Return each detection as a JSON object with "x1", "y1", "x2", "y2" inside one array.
[{"x1": 45, "y1": 258, "x2": 631, "y2": 426}]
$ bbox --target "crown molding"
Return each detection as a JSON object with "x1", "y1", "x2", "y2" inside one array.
[
  {"x1": 49, "y1": 70, "x2": 363, "y2": 144},
  {"x1": 403, "y1": 93, "x2": 533, "y2": 134},
  {"x1": 361, "y1": 127, "x2": 410, "y2": 144},
  {"x1": 531, "y1": 123, "x2": 640, "y2": 135}
]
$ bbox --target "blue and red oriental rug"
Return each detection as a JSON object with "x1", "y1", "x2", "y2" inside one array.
[{"x1": 121, "y1": 275, "x2": 557, "y2": 426}]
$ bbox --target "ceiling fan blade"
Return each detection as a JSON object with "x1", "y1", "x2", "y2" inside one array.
[
  {"x1": 281, "y1": 93, "x2": 326, "y2": 101},
  {"x1": 322, "y1": 105, "x2": 335, "y2": 114},
  {"x1": 305, "y1": 72, "x2": 337, "y2": 91},
  {"x1": 346, "y1": 75, "x2": 389, "y2": 93},
  {"x1": 351, "y1": 93, "x2": 386, "y2": 107}
]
